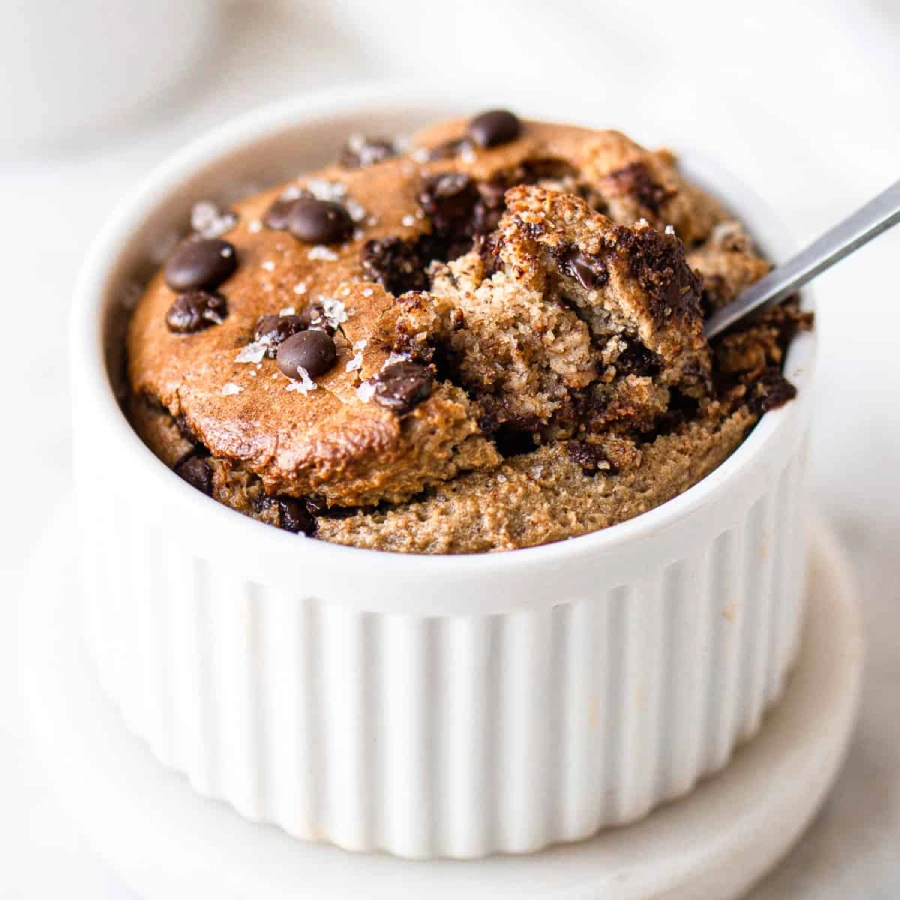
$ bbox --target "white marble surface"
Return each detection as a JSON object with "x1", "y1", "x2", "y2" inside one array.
[{"x1": 1, "y1": 0, "x2": 898, "y2": 895}]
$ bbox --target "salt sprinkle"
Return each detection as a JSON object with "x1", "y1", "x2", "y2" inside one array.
[
  {"x1": 366, "y1": 215, "x2": 380, "y2": 227},
  {"x1": 306, "y1": 178, "x2": 347, "y2": 202},
  {"x1": 308, "y1": 246, "x2": 338, "y2": 261},
  {"x1": 410, "y1": 147, "x2": 429, "y2": 164},
  {"x1": 345, "y1": 339, "x2": 367, "y2": 373},
  {"x1": 220, "y1": 245, "x2": 234, "y2": 258},
  {"x1": 636, "y1": 217, "x2": 649, "y2": 227},
  {"x1": 384, "y1": 351, "x2": 410, "y2": 367},
  {"x1": 401, "y1": 214, "x2": 416, "y2": 228},
  {"x1": 356, "y1": 381, "x2": 376, "y2": 402},
  {"x1": 279, "y1": 306, "x2": 296, "y2": 316},
  {"x1": 261, "y1": 260, "x2": 275, "y2": 271},
  {"x1": 248, "y1": 219, "x2": 262, "y2": 234},
  {"x1": 235, "y1": 341, "x2": 268, "y2": 364},
  {"x1": 221, "y1": 382, "x2": 243, "y2": 396},
  {"x1": 280, "y1": 184, "x2": 303, "y2": 201},
  {"x1": 191, "y1": 201, "x2": 237, "y2": 238},
  {"x1": 460, "y1": 144, "x2": 476, "y2": 163},
  {"x1": 346, "y1": 198, "x2": 367, "y2": 222},
  {"x1": 497, "y1": 473, "x2": 508, "y2": 484},
  {"x1": 318, "y1": 297, "x2": 349, "y2": 329},
  {"x1": 293, "y1": 282, "x2": 308, "y2": 295},
  {"x1": 285, "y1": 367, "x2": 317, "y2": 394},
  {"x1": 664, "y1": 224, "x2": 675, "y2": 235},
  {"x1": 352, "y1": 228, "x2": 365, "y2": 241},
  {"x1": 362, "y1": 287, "x2": 374, "y2": 297}
]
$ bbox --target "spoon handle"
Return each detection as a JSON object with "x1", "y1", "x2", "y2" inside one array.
[{"x1": 704, "y1": 179, "x2": 900, "y2": 338}]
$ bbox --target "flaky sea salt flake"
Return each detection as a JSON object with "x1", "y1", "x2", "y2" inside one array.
[
  {"x1": 321, "y1": 297, "x2": 349, "y2": 328},
  {"x1": 285, "y1": 367, "x2": 317, "y2": 394},
  {"x1": 221, "y1": 382, "x2": 243, "y2": 396},
  {"x1": 307, "y1": 178, "x2": 347, "y2": 202},
  {"x1": 346, "y1": 198, "x2": 366, "y2": 222},
  {"x1": 191, "y1": 201, "x2": 237, "y2": 238},
  {"x1": 307, "y1": 246, "x2": 338, "y2": 261},
  {"x1": 235, "y1": 341, "x2": 268, "y2": 364}
]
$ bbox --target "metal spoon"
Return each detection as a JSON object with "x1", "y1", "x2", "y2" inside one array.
[{"x1": 704, "y1": 179, "x2": 900, "y2": 339}]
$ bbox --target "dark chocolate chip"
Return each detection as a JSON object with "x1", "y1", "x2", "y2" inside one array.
[
  {"x1": 615, "y1": 340, "x2": 662, "y2": 377},
  {"x1": 372, "y1": 361, "x2": 433, "y2": 413},
  {"x1": 567, "y1": 441, "x2": 611, "y2": 474},
  {"x1": 339, "y1": 136, "x2": 396, "y2": 169},
  {"x1": 263, "y1": 197, "x2": 298, "y2": 230},
  {"x1": 175, "y1": 454, "x2": 213, "y2": 495},
  {"x1": 560, "y1": 250, "x2": 609, "y2": 290},
  {"x1": 165, "y1": 290, "x2": 228, "y2": 334},
  {"x1": 467, "y1": 109, "x2": 522, "y2": 148},
  {"x1": 604, "y1": 161, "x2": 675, "y2": 216},
  {"x1": 275, "y1": 498, "x2": 317, "y2": 535},
  {"x1": 748, "y1": 367, "x2": 798, "y2": 415},
  {"x1": 276, "y1": 330, "x2": 337, "y2": 379},
  {"x1": 256, "y1": 496, "x2": 317, "y2": 535},
  {"x1": 164, "y1": 238, "x2": 237, "y2": 292},
  {"x1": 418, "y1": 173, "x2": 481, "y2": 253},
  {"x1": 362, "y1": 236, "x2": 430, "y2": 295},
  {"x1": 253, "y1": 313, "x2": 308, "y2": 357},
  {"x1": 288, "y1": 197, "x2": 353, "y2": 244}
]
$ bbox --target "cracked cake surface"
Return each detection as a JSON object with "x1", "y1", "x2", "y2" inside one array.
[{"x1": 126, "y1": 111, "x2": 811, "y2": 552}]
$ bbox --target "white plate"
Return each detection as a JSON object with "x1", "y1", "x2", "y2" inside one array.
[{"x1": 21, "y1": 498, "x2": 862, "y2": 899}]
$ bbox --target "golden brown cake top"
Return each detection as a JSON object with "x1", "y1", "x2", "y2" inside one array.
[{"x1": 126, "y1": 113, "x2": 784, "y2": 513}]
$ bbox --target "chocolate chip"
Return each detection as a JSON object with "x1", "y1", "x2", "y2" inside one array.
[
  {"x1": 419, "y1": 173, "x2": 481, "y2": 258},
  {"x1": 276, "y1": 330, "x2": 337, "y2": 379},
  {"x1": 262, "y1": 197, "x2": 297, "y2": 230},
  {"x1": 165, "y1": 291, "x2": 227, "y2": 333},
  {"x1": 373, "y1": 361, "x2": 433, "y2": 413},
  {"x1": 288, "y1": 197, "x2": 353, "y2": 244},
  {"x1": 275, "y1": 498, "x2": 317, "y2": 535},
  {"x1": 567, "y1": 441, "x2": 611, "y2": 474},
  {"x1": 559, "y1": 249, "x2": 609, "y2": 290},
  {"x1": 254, "y1": 314, "x2": 308, "y2": 357},
  {"x1": 467, "y1": 109, "x2": 522, "y2": 148},
  {"x1": 604, "y1": 161, "x2": 675, "y2": 216},
  {"x1": 164, "y1": 238, "x2": 237, "y2": 292},
  {"x1": 256, "y1": 496, "x2": 317, "y2": 535},
  {"x1": 339, "y1": 136, "x2": 396, "y2": 169},
  {"x1": 362, "y1": 236, "x2": 430, "y2": 295},
  {"x1": 175, "y1": 454, "x2": 213, "y2": 495},
  {"x1": 748, "y1": 367, "x2": 797, "y2": 415}
]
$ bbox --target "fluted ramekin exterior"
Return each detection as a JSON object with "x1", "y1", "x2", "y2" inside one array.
[{"x1": 70, "y1": 87, "x2": 816, "y2": 859}]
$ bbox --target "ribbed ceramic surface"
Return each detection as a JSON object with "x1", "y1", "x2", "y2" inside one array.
[{"x1": 77, "y1": 448, "x2": 806, "y2": 859}]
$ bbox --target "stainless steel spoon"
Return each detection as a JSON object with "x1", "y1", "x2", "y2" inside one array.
[{"x1": 704, "y1": 179, "x2": 900, "y2": 339}]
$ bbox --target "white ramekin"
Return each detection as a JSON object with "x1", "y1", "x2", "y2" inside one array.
[{"x1": 70, "y1": 85, "x2": 816, "y2": 860}]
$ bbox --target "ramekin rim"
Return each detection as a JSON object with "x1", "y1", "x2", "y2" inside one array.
[{"x1": 70, "y1": 81, "x2": 816, "y2": 577}]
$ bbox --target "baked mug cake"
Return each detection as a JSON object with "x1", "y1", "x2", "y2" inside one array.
[
  {"x1": 126, "y1": 109, "x2": 810, "y2": 553},
  {"x1": 71, "y1": 90, "x2": 815, "y2": 858}
]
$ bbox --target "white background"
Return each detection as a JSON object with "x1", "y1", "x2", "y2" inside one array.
[{"x1": 0, "y1": 0, "x2": 898, "y2": 896}]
